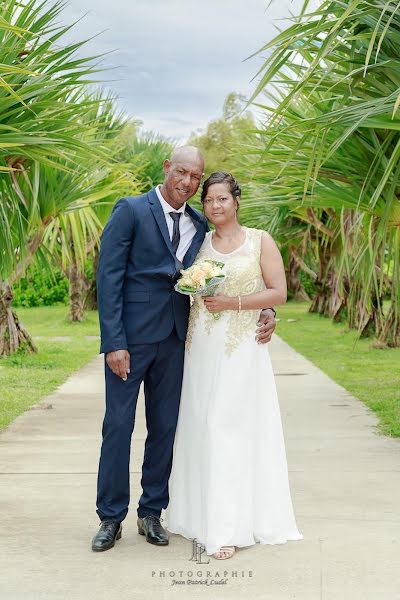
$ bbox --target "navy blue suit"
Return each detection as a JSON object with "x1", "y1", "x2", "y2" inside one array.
[{"x1": 96, "y1": 187, "x2": 209, "y2": 522}]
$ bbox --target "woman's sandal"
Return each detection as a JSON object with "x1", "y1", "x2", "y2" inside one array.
[{"x1": 212, "y1": 546, "x2": 236, "y2": 560}]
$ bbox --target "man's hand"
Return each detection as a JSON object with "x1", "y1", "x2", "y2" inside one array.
[
  {"x1": 256, "y1": 308, "x2": 276, "y2": 344},
  {"x1": 106, "y1": 349, "x2": 130, "y2": 381}
]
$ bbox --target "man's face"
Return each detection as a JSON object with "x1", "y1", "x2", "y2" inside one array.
[{"x1": 161, "y1": 157, "x2": 204, "y2": 208}]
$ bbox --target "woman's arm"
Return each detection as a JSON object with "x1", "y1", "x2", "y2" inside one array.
[
  {"x1": 203, "y1": 231, "x2": 287, "y2": 313},
  {"x1": 240, "y1": 231, "x2": 287, "y2": 309}
]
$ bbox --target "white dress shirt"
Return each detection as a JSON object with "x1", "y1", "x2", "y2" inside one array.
[{"x1": 155, "y1": 185, "x2": 197, "y2": 262}]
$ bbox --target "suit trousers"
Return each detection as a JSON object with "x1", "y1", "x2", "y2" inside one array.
[{"x1": 96, "y1": 326, "x2": 185, "y2": 523}]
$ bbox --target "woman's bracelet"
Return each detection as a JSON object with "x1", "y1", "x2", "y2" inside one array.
[{"x1": 238, "y1": 295, "x2": 242, "y2": 312}]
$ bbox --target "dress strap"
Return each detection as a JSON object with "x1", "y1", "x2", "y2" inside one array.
[{"x1": 248, "y1": 227, "x2": 263, "y2": 260}]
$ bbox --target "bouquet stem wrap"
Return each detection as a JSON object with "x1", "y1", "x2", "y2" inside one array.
[{"x1": 174, "y1": 259, "x2": 226, "y2": 320}]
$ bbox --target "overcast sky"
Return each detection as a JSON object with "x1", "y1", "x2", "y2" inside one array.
[{"x1": 61, "y1": 0, "x2": 306, "y2": 142}]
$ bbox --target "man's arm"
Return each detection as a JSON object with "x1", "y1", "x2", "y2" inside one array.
[{"x1": 97, "y1": 197, "x2": 135, "y2": 359}]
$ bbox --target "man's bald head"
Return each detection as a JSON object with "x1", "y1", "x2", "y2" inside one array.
[
  {"x1": 160, "y1": 145, "x2": 205, "y2": 210},
  {"x1": 169, "y1": 146, "x2": 204, "y2": 171}
]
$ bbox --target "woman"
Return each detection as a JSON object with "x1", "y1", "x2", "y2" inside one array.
[{"x1": 164, "y1": 172, "x2": 303, "y2": 559}]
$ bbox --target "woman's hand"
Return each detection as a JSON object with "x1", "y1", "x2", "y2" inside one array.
[{"x1": 203, "y1": 293, "x2": 236, "y2": 313}]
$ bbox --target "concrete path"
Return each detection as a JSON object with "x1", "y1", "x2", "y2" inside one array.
[{"x1": 1, "y1": 335, "x2": 400, "y2": 600}]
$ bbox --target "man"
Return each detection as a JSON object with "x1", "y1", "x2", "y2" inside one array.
[{"x1": 92, "y1": 146, "x2": 276, "y2": 551}]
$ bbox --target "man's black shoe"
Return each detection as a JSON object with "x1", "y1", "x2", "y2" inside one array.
[
  {"x1": 92, "y1": 520, "x2": 122, "y2": 552},
  {"x1": 137, "y1": 515, "x2": 169, "y2": 546}
]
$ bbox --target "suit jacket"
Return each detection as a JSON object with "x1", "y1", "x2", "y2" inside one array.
[{"x1": 97, "y1": 187, "x2": 209, "y2": 353}]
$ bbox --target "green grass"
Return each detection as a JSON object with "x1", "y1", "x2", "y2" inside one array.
[
  {"x1": 2, "y1": 303, "x2": 399, "y2": 439},
  {"x1": 276, "y1": 302, "x2": 400, "y2": 438},
  {"x1": 0, "y1": 306, "x2": 100, "y2": 431}
]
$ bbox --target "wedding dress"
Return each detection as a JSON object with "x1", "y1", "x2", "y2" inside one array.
[{"x1": 164, "y1": 227, "x2": 303, "y2": 555}]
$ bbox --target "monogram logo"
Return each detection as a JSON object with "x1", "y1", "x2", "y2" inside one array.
[{"x1": 188, "y1": 539, "x2": 210, "y2": 564}]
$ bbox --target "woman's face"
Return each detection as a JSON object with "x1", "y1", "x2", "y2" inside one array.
[{"x1": 202, "y1": 182, "x2": 239, "y2": 225}]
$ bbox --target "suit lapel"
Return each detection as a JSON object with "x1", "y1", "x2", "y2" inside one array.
[
  {"x1": 148, "y1": 188, "x2": 175, "y2": 261},
  {"x1": 148, "y1": 188, "x2": 207, "y2": 269},
  {"x1": 183, "y1": 204, "x2": 207, "y2": 268}
]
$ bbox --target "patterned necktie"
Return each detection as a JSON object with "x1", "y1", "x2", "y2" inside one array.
[{"x1": 169, "y1": 212, "x2": 182, "y2": 255}]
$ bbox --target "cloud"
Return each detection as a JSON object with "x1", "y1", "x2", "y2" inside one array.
[{"x1": 60, "y1": 0, "x2": 308, "y2": 141}]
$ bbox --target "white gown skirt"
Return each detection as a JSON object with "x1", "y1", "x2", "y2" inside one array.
[{"x1": 164, "y1": 314, "x2": 303, "y2": 555}]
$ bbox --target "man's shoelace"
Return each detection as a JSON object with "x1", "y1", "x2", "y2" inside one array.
[
  {"x1": 99, "y1": 520, "x2": 118, "y2": 532},
  {"x1": 143, "y1": 515, "x2": 164, "y2": 523}
]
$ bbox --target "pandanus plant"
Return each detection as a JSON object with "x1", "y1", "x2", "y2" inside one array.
[
  {"x1": 0, "y1": 0, "x2": 134, "y2": 353},
  {"x1": 244, "y1": 0, "x2": 400, "y2": 345}
]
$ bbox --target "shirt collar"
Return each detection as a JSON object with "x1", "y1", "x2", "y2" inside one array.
[{"x1": 156, "y1": 185, "x2": 186, "y2": 215}]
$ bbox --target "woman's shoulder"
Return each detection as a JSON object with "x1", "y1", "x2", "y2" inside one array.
[
  {"x1": 245, "y1": 226, "x2": 265, "y2": 239},
  {"x1": 246, "y1": 226, "x2": 274, "y2": 240},
  {"x1": 245, "y1": 227, "x2": 272, "y2": 257},
  {"x1": 198, "y1": 230, "x2": 212, "y2": 251}
]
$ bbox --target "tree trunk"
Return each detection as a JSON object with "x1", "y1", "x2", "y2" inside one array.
[
  {"x1": 309, "y1": 248, "x2": 331, "y2": 315},
  {"x1": 377, "y1": 304, "x2": 400, "y2": 347},
  {"x1": 85, "y1": 248, "x2": 99, "y2": 311},
  {"x1": 68, "y1": 262, "x2": 90, "y2": 322},
  {"x1": 0, "y1": 281, "x2": 37, "y2": 356},
  {"x1": 286, "y1": 249, "x2": 310, "y2": 301},
  {"x1": 326, "y1": 268, "x2": 350, "y2": 322},
  {"x1": 346, "y1": 281, "x2": 384, "y2": 337},
  {"x1": 357, "y1": 293, "x2": 382, "y2": 338},
  {"x1": 309, "y1": 283, "x2": 330, "y2": 315},
  {"x1": 376, "y1": 263, "x2": 400, "y2": 347},
  {"x1": 376, "y1": 226, "x2": 400, "y2": 347}
]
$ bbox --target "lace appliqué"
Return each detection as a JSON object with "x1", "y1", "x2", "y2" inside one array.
[
  {"x1": 184, "y1": 244, "x2": 215, "y2": 353},
  {"x1": 185, "y1": 297, "x2": 200, "y2": 353},
  {"x1": 224, "y1": 260, "x2": 263, "y2": 357},
  {"x1": 185, "y1": 228, "x2": 265, "y2": 356},
  {"x1": 185, "y1": 295, "x2": 217, "y2": 353}
]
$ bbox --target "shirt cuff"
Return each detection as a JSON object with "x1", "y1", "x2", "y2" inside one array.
[{"x1": 263, "y1": 307, "x2": 276, "y2": 318}]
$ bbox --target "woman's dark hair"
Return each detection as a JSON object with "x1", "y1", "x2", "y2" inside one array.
[{"x1": 200, "y1": 171, "x2": 241, "y2": 203}]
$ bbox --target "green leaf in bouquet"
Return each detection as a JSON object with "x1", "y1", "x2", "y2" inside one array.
[
  {"x1": 178, "y1": 285, "x2": 197, "y2": 293},
  {"x1": 204, "y1": 259, "x2": 225, "y2": 269}
]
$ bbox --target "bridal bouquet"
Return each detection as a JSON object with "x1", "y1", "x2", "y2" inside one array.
[{"x1": 175, "y1": 259, "x2": 226, "y2": 320}]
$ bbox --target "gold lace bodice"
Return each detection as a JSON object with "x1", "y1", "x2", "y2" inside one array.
[{"x1": 185, "y1": 226, "x2": 266, "y2": 356}]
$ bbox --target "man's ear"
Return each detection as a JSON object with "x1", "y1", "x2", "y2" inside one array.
[{"x1": 163, "y1": 159, "x2": 171, "y2": 174}]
